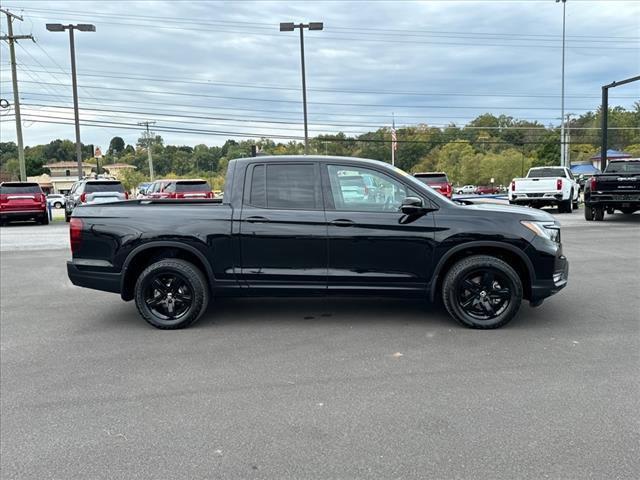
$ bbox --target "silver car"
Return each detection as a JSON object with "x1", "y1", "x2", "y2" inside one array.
[
  {"x1": 65, "y1": 180, "x2": 128, "y2": 222},
  {"x1": 46, "y1": 194, "x2": 66, "y2": 209}
]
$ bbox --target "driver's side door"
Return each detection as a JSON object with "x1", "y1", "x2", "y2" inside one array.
[{"x1": 322, "y1": 164, "x2": 437, "y2": 292}]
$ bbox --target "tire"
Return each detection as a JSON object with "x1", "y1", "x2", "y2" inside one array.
[
  {"x1": 39, "y1": 214, "x2": 49, "y2": 225},
  {"x1": 134, "y1": 258, "x2": 209, "y2": 330},
  {"x1": 594, "y1": 206, "x2": 605, "y2": 221},
  {"x1": 584, "y1": 206, "x2": 594, "y2": 221},
  {"x1": 54, "y1": 202, "x2": 62, "y2": 209},
  {"x1": 559, "y1": 196, "x2": 572, "y2": 213},
  {"x1": 442, "y1": 255, "x2": 523, "y2": 329}
]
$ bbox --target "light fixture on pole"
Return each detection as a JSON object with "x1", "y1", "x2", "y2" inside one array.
[
  {"x1": 280, "y1": 21, "x2": 323, "y2": 155},
  {"x1": 556, "y1": 0, "x2": 567, "y2": 167},
  {"x1": 46, "y1": 23, "x2": 95, "y2": 179}
]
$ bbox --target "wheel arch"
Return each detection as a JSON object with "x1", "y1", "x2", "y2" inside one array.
[
  {"x1": 429, "y1": 241, "x2": 534, "y2": 302},
  {"x1": 120, "y1": 241, "x2": 214, "y2": 301}
]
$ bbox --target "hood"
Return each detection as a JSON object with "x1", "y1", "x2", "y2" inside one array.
[{"x1": 461, "y1": 202, "x2": 556, "y2": 222}]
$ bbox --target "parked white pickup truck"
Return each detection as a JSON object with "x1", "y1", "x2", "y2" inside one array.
[{"x1": 509, "y1": 166, "x2": 580, "y2": 213}]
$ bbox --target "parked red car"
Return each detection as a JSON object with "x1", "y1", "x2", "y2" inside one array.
[
  {"x1": 144, "y1": 180, "x2": 174, "y2": 199},
  {"x1": 413, "y1": 172, "x2": 453, "y2": 199},
  {"x1": 475, "y1": 185, "x2": 501, "y2": 195},
  {"x1": 0, "y1": 182, "x2": 48, "y2": 225},
  {"x1": 162, "y1": 179, "x2": 214, "y2": 199}
]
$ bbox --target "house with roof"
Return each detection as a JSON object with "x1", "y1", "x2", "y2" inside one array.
[{"x1": 28, "y1": 161, "x2": 94, "y2": 194}]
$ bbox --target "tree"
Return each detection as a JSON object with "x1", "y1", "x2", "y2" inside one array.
[{"x1": 108, "y1": 136, "x2": 125, "y2": 156}]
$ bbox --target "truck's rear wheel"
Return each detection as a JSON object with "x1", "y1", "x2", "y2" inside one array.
[
  {"x1": 584, "y1": 206, "x2": 594, "y2": 221},
  {"x1": 594, "y1": 206, "x2": 605, "y2": 221},
  {"x1": 442, "y1": 255, "x2": 523, "y2": 329},
  {"x1": 134, "y1": 258, "x2": 209, "y2": 329}
]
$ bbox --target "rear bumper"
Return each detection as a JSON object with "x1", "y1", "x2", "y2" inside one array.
[
  {"x1": 67, "y1": 261, "x2": 122, "y2": 294},
  {"x1": 510, "y1": 193, "x2": 564, "y2": 204},
  {"x1": 0, "y1": 209, "x2": 46, "y2": 219},
  {"x1": 585, "y1": 193, "x2": 640, "y2": 207},
  {"x1": 530, "y1": 254, "x2": 569, "y2": 303}
]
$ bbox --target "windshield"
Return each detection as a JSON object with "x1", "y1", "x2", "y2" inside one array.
[
  {"x1": 0, "y1": 183, "x2": 42, "y2": 194},
  {"x1": 85, "y1": 182, "x2": 124, "y2": 193},
  {"x1": 605, "y1": 161, "x2": 640, "y2": 174},
  {"x1": 175, "y1": 181, "x2": 211, "y2": 192},
  {"x1": 528, "y1": 168, "x2": 565, "y2": 178}
]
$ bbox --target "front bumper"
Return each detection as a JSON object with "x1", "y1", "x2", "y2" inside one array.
[
  {"x1": 530, "y1": 254, "x2": 569, "y2": 303},
  {"x1": 67, "y1": 261, "x2": 122, "y2": 294}
]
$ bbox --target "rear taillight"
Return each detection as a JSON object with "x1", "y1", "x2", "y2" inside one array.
[
  {"x1": 40, "y1": 194, "x2": 46, "y2": 205},
  {"x1": 556, "y1": 178, "x2": 563, "y2": 190},
  {"x1": 80, "y1": 192, "x2": 86, "y2": 203},
  {"x1": 207, "y1": 192, "x2": 213, "y2": 199},
  {"x1": 175, "y1": 193, "x2": 185, "y2": 199},
  {"x1": 69, "y1": 218, "x2": 83, "y2": 254},
  {"x1": 124, "y1": 192, "x2": 129, "y2": 200},
  {"x1": 511, "y1": 181, "x2": 516, "y2": 191},
  {"x1": 589, "y1": 177, "x2": 597, "y2": 191}
]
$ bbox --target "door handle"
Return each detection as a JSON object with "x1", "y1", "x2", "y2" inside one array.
[
  {"x1": 246, "y1": 216, "x2": 270, "y2": 223},
  {"x1": 330, "y1": 219, "x2": 355, "y2": 227}
]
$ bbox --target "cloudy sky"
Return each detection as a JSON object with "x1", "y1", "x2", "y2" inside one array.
[{"x1": 1, "y1": 0, "x2": 638, "y2": 150}]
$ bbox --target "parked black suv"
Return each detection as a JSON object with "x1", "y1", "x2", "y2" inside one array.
[{"x1": 67, "y1": 156, "x2": 569, "y2": 330}]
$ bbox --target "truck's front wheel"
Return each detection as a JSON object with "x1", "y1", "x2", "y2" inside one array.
[
  {"x1": 134, "y1": 259, "x2": 209, "y2": 329},
  {"x1": 442, "y1": 255, "x2": 523, "y2": 329}
]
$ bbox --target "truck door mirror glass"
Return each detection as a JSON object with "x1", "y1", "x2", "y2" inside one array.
[{"x1": 400, "y1": 196, "x2": 424, "y2": 215}]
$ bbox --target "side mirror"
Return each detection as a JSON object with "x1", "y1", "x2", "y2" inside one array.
[{"x1": 400, "y1": 196, "x2": 426, "y2": 215}]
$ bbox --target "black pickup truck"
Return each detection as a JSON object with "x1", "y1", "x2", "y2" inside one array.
[
  {"x1": 584, "y1": 158, "x2": 640, "y2": 221},
  {"x1": 67, "y1": 156, "x2": 568, "y2": 330}
]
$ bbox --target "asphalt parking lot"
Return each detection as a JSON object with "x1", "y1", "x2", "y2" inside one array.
[{"x1": 1, "y1": 209, "x2": 639, "y2": 479}]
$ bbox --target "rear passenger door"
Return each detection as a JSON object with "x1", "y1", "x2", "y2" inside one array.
[{"x1": 238, "y1": 162, "x2": 327, "y2": 293}]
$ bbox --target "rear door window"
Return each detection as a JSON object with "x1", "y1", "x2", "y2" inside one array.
[
  {"x1": 245, "y1": 163, "x2": 319, "y2": 210},
  {"x1": 0, "y1": 183, "x2": 42, "y2": 194},
  {"x1": 84, "y1": 182, "x2": 124, "y2": 193}
]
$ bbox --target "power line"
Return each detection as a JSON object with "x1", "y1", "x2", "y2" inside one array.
[
  {"x1": 21, "y1": 103, "x2": 640, "y2": 133},
  {"x1": 11, "y1": 12, "x2": 639, "y2": 50},
  {"x1": 12, "y1": 115, "x2": 609, "y2": 146},
  {"x1": 6, "y1": 64, "x2": 639, "y2": 100},
  {"x1": 6, "y1": 79, "x2": 601, "y2": 111},
  {"x1": 10, "y1": 5, "x2": 640, "y2": 42}
]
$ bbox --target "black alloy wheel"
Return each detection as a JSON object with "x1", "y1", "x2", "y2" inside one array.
[
  {"x1": 442, "y1": 255, "x2": 522, "y2": 329},
  {"x1": 456, "y1": 269, "x2": 512, "y2": 321},
  {"x1": 134, "y1": 258, "x2": 209, "y2": 329},
  {"x1": 143, "y1": 272, "x2": 193, "y2": 321}
]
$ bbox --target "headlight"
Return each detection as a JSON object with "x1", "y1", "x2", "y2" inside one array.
[{"x1": 521, "y1": 221, "x2": 561, "y2": 243}]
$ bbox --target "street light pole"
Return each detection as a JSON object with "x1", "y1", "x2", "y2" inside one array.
[
  {"x1": 557, "y1": 0, "x2": 567, "y2": 167},
  {"x1": 68, "y1": 28, "x2": 83, "y2": 180},
  {"x1": 280, "y1": 22, "x2": 323, "y2": 155},
  {"x1": 298, "y1": 25, "x2": 309, "y2": 155},
  {"x1": 47, "y1": 23, "x2": 95, "y2": 179}
]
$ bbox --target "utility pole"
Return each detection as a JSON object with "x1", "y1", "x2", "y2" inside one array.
[
  {"x1": 1, "y1": 8, "x2": 33, "y2": 181},
  {"x1": 138, "y1": 121, "x2": 156, "y2": 180},
  {"x1": 556, "y1": 0, "x2": 567, "y2": 167}
]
